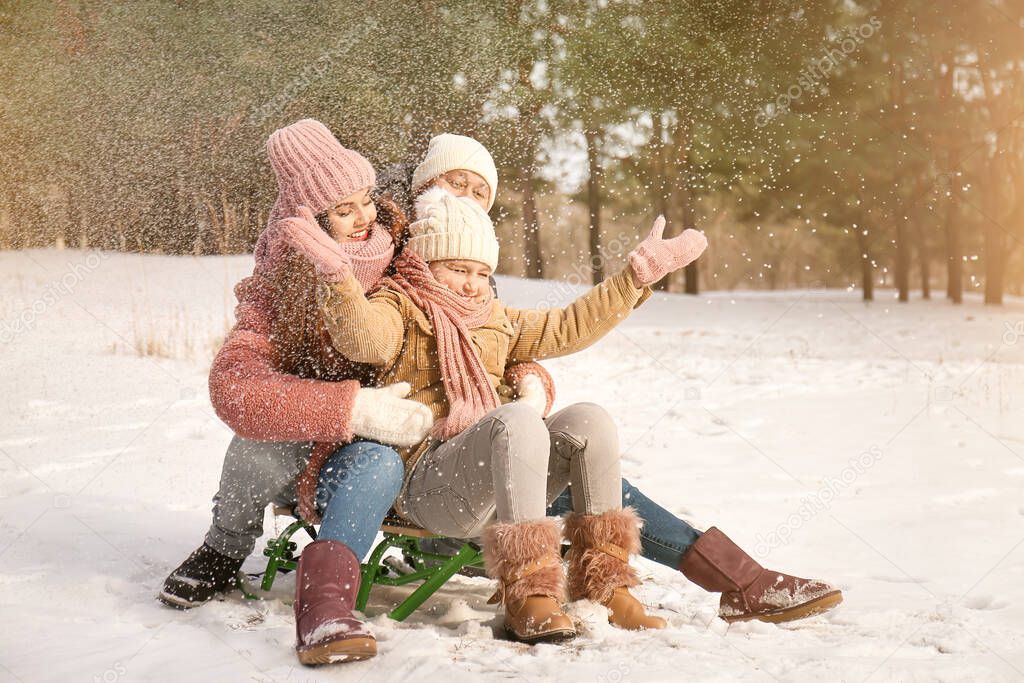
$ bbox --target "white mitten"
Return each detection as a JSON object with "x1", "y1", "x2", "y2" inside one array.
[
  {"x1": 350, "y1": 382, "x2": 434, "y2": 447},
  {"x1": 515, "y1": 374, "x2": 548, "y2": 415}
]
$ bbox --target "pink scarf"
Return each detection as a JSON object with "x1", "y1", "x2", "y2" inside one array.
[
  {"x1": 380, "y1": 250, "x2": 499, "y2": 440},
  {"x1": 288, "y1": 226, "x2": 394, "y2": 524},
  {"x1": 256, "y1": 210, "x2": 395, "y2": 288},
  {"x1": 335, "y1": 227, "x2": 395, "y2": 293}
]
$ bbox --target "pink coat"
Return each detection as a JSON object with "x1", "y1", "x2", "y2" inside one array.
[
  {"x1": 208, "y1": 274, "x2": 360, "y2": 443},
  {"x1": 208, "y1": 271, "x2": 556, "y2": 445}
]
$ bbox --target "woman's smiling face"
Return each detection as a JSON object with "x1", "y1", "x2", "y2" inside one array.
[{"x1": 323, "y1": 187, "x2": 376, "y2": 242}]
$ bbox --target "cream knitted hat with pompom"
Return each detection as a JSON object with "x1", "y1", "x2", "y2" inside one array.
[{"x1": 406, "y1": 187, "x2": 499, "y2": 270}]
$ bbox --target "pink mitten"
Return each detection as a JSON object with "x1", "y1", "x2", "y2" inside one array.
[
  {"x1": 280, "y1": 206, "x2": 353, "y2": 283},
  {"x1": 627, "y1": 216, "x2": 708, "y2": 287}
]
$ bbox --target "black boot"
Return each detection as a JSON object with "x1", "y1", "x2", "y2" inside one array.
[{"x1": 158, "y1": 544, "x2": 244, "y2": 609}]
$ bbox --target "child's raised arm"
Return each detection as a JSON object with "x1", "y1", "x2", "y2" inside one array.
[
  {"x1": 506, "y1": 215, "x2": 707, "y2": 363},
  {"x1": 281, "y1": 208, "x2": 404, "y2": 366},
  {"x1": 505, "y1": 266, "x2": 647, "y2": 363}
]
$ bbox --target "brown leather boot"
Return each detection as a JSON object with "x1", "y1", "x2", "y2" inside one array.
[
  {"x1": 483, "y1": 518, "x2": 577, "y2": 644},
  {"x1": 565, "y1": 508, "x2": 667, "y2": 630},
  {"x1": 294, "y1": 540, "x2": 376, "y2": 665},
  {"x1": 680, "y1": 527, "x2": 843, "y2": 623}
]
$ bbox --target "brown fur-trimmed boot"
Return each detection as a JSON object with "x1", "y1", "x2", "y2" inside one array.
[
  {"x1": 483, "y1": 518, "x2": 577, "y2": 644},
  {"x1": 680, "y1": 527, "x2": 843, "y2": 623},
  {"x1": 565, "y1": 507, "x2": 667, "y2": 631}
]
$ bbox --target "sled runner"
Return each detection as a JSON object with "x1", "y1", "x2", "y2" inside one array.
[{"x1": 258, "y1": 505, "x2": 484, "y2": 621}]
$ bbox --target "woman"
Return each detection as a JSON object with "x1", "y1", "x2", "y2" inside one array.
[
  {"x1": 158, "y1": 120, "x2": 432, "y2": 613},
  {"x1": 160, "y1": 119, "x2": 557, "y2": 665}
]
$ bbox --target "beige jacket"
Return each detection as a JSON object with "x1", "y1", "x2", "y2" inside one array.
[{"x1": 317, "y1": 266, "x2": 651, "y2": 469}]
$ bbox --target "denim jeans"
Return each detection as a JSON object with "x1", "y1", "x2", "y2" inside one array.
[
  {"x1": 315, "y1": 440, "x2": 404, "y2": 559},
  {"x1": 205, "y1": 436, "x2": 311, "y2": 560},
  {"x1": 547, "y1": 477, "x2": 702, "y2": 568}
]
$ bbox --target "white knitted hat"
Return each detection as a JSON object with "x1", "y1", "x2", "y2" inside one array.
[
  {"x1": 411, "y1": 133, "x2": 498, "y2": 210},
  {"x1": 407, "y1": 187, "x2": 499, "y2": 270}
]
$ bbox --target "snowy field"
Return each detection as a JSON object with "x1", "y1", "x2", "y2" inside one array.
[{"x1": 2, "y1": 248, "x2": 1024, "y2": 683}]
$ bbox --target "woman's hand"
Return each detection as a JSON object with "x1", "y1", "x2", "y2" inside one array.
[
  {"x1": 280, "y1": 206, "x2": 353, "y2": 283},
  {"x1": 627, "y1": 216, "x2": 708, "y2": 288},
  {"x1": 350, "y1": 382, "x2": 434, "y2": 447}
]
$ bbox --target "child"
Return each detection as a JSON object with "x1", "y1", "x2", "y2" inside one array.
[{"x1": 283, "y1": 188, "x2": 707, "y2": 642}]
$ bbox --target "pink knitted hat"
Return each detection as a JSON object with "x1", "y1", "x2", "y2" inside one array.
[{"x1": 255, "y1": 119, "x2": 376, "y2": 272}]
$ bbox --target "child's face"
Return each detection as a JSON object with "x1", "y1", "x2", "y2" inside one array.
[
  {"x1": 324, "y1": 187, "x2": 377, "y2": 243},
  {"x1": 428, "y1": 259, "x2": 493, "y2": 304},
  {"x1": 429, "y1": 170, "x2": 491, "y2": 211}
]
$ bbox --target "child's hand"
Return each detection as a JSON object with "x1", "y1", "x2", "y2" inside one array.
[
  {"x1": 280, "y1": 206, "x2": 353, "y2": 283},
  {"x1": 514, "y1": 373, "x2": 548, "y2": 415},
  {"x1": 628, "y1": 216, "x2": 708, "y2": 287}
]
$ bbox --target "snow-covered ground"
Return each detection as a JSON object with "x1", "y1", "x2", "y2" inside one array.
[{"x1": 2, "y1": 248, "x2": 1024, "y2": 682}]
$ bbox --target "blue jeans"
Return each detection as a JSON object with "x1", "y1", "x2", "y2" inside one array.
[
  {"x1": 547, "y1": 478, "x2": 702, "y2": 568},
  {"x1": 315, "y1": 441, "x2": 404, "y2": 559}
]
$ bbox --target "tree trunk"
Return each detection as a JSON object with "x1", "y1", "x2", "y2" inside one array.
[
  {"x1": 680, "y1": 184, "x2": 699, "y2": 295},
  {"x1": 982, "y1": 165, "x2": 1009, "y2": 305},
  {"x1": 856, "y1": 223, "x2": 874, "y2": 301},
  {"x1": 64, "y1": 184, "x2": 81, "y2": 250},
  {"x1": 652, "y1": 113, "x2": 670, "y2": 221},
  {"x1": 650, "y1": 112, "x2": 672, "y2": 291},
  {"x1": 895, "y1": 217, "x2": 910, "y2": 302},
  {"x1": 983, "y1": 225, "x2": 1006, "y2": 305},
  {"x1": 944, "y1": 162, "x2": 963, "y2": 304},
  {"x1": 976, "y1": 50, "x2": 1014, "y2": 306},
  {"x1": 677, "y1": 122, "x2": 699, "y2": 295},
  {"x1": 584, "y1": 125, "x2": 604, "y2": 284},
  {"x1": 662, "y1": 118, "x2": 700, "y2": 294},
  {"x1": 861, "y1": 258, "x2": 874, "y2": 301},
  {"x1": 914, "y1": 220, "x2": 931, "y2": 299},
  {"x1": 891, "y1": 60, "x2": 910, "y2": 302},
  {"x1": 945, "y1": 211, "x2": 962, "y2": 303},
  {"x1": 520, "y1": 165, "x2": 544, "y2": 279},
  {"x1": 514, "y1": 48, "x2": 545, "y2": 280},
  {"x1": 937, "y1": 53, "x2": 963, "y2": 304}
]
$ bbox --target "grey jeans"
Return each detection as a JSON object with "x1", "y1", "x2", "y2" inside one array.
[
  {"x1": 204, "y1": 436, "x2": 311, "y2": 560},
  {"x1": 398, "y1": 402, "x2": 622, "y2": 539}
]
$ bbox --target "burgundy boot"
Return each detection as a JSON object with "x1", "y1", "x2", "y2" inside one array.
[
  {"x1": 294, "y1": 540, "x2": 376, "y2": 665},
  {"x1": 680, "y1": 528, "x2": 842, "y2": 623}
]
